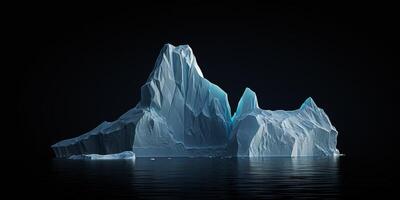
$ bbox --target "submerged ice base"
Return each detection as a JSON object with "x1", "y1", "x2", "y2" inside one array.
[
  {"x1": 68, "y1": 151, "x2": 135, "y2": 160},
  {"x1": 51, "y1": 44, "x2": 339, "y2": 158}
]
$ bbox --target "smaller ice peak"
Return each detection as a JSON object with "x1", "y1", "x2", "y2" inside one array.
[
  {"x1": 300, "y1": 97, "x2": 318, "y2": 110},
  {"x1": 299, "y1": 97, "x2": 335, "y2": 130},
  {"x1": 234, "y1": 87, "x2": 259, "y2": 118}
]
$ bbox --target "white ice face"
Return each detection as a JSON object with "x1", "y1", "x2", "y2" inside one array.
[
  {"x1": 51, "y1": 44, "x2": 339, "y2": 159},
  {"x1": 232, "y1": 88, "x2": 339, "y2": 157}
]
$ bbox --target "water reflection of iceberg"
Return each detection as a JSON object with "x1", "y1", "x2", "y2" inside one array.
[
  {"x1": 51, "y1": 157, "x2": 341, "y2": 199},
  {"x1": 237, "y1": 157, "x2": 340, "y2": 198}
]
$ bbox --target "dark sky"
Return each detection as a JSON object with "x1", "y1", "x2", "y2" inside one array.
[{"x1": 16, "y1": 2, "x2": 397, "y2": 160}]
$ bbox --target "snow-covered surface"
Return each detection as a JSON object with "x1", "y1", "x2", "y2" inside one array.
[
  {"x1": 51, "y1": 44, "x2": 339, "y2": 158},
  {"x1": 232, "y1": 88, "x2": 339, "y2": 157},
  {"x1": 68, "y1": 151, "x2": 135, "y2": 160}
]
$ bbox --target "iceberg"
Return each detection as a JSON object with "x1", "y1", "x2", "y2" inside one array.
[
  {"x1": 231, "y1": 88, "x2": 339, "y2": 157},
  {"x1": 51, "y1": 44, "x2": 339, "y2": 158},
  {"x1": 68, "y1": 151, "x2": 135, "y2": 160},
  {"x1": 52, "y1": 44, "x2": 231, "y2": 158}
]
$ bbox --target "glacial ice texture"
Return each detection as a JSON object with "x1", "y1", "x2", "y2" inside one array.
[
  {"x1": 51, "y1": 44, "x2": 339, "y2": 158},
  {"x1": 232, "y1": 88, "x2": 339, "y2": 157},
  {"x1": 52, "y1": 44, "x2": 231, "y2": 158}
]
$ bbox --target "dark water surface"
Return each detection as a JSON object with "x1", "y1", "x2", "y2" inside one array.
[{"x1": 27, "y1": 156, "x2": 395, "y2": 199}]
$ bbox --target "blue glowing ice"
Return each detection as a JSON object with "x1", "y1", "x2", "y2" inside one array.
[
  {"x1": 52, "y1": 44, "x2": 231, "y2": 158},
  {"x1": 51, "y1": 44, "x2": 339, "y2": 159}
]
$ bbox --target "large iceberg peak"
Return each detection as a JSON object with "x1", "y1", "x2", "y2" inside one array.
[
  {"x1": 52, "y1": 43, "x2": 233, "y2": 158},
  {"x1": 134, "y1": 43, "x2": 232, "y2": 155},
  {"x1": 151, "y1": 43, "x2": 204, "y2": 79}
]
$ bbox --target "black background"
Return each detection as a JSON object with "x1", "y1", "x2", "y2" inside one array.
[{"x1": 15, "y1": 2, "x2": 397, "y2": 162}]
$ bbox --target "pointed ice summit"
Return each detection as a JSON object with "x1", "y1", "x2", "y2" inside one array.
[
  {"x1": 232, "y1": 88, "x2": 339, "y2": 157},
  {"x1": 51, "y1": 44, "x2": 339, "y2": 159}
]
